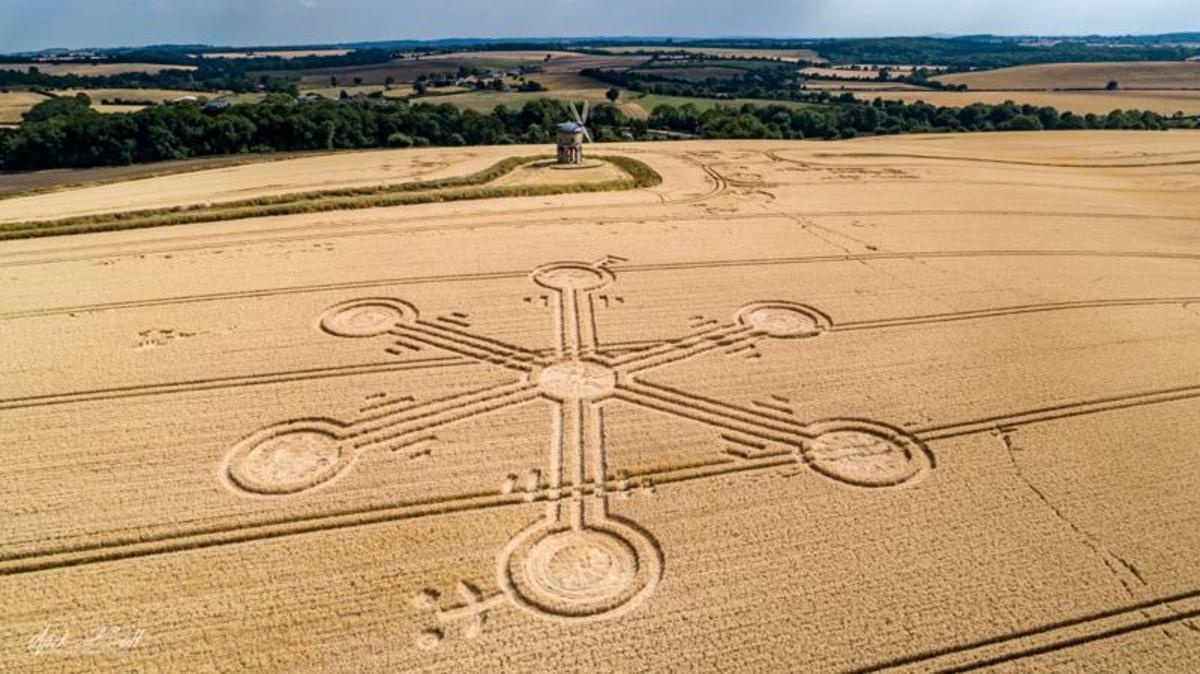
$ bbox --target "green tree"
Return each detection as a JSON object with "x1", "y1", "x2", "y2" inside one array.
[
  {"x1": 1005, "y1": 114, "x2": 1043, "y2": 131},
  {"x1": 606, "y1": 87, "x2": 620, "y2": 103},
  {"x1": 386, "y1": 131, "x2": 413, "y2": 147},
  {"x1": 22, "y1": 95, "x2": 92, "y2": 123}
]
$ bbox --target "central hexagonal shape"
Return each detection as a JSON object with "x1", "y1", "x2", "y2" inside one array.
[{"x1": 535, "y1": 360, "x2": 617, "y2": 401}]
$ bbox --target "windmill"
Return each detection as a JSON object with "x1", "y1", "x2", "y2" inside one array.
[{"x1": 555, "y1": 101, "x2": 592, "y2": 165}]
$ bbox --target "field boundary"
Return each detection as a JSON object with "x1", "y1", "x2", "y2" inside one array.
[{"x1": 0, "y1": 154, "x2": 662, "y2": 240}]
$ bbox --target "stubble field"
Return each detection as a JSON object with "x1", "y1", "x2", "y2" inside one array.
[{"x1": 1, "y1": 131, "x2": 1200, "y2": 672}]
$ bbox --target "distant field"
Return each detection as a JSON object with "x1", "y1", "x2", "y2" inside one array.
[
  {"x1": 629, "y1": 66, "x2": 746, "y2": 82},
  {"x1": 290, "y1": 52, "x2": 647, "y2": 86},
  {"x1": 298, "y1": 85, "x2": 411, "y2": 99},
  {"x1": 56, "y1": 88, "x2": 228, "y2": 103},
  {"x1": 605, "y1": 46, "x2": 822, "y2": 62},
  {"x1": 854, "y1": 89, "x2": 1200, "y2": 115},
  {"x1": 215, "y1": 92, "x2": 270, "y2": 105},
  {"x1": 628, "y1": 92, "x2": 827, "y2": 115},
  {"x1": 935, "y1": 61, "x2": 1200, "y2": 90},
  {"x1": 91, "y1": 103, "x2": 147, "y2": 115},
  {"x1": 801, "y1": 66, "x2": 928, "y2": 80},
  {"x1": 0, "y1": 90, "x2": 50, "y2": 123},
  {"x1": 401, "y1": 71, "x2": 644, "y2": 117},
  {"x1": 418, "y1": 70, "x2": 827, "y2": 119},
  {"x1": 804, "y1": 80, "x2": 928, "y2": 91},
  {"x1": 195, "y1": 49, "x2": 352, "y2": 59},
  {"x1": 294, "y1": 57, "x2": 510, "y2": 86},
  {"x1": 420, "y1": 90, "x2": 646, "y2": 119},
  {"x1": 0, "y1": 62, "x2": 196, "y2": 76},
  {"x1": 0, "y1": 88, "x2": 234, "y2": 122}
]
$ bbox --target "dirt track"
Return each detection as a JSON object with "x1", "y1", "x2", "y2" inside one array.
[{"x1": 2, "y1": 131, "x2": 1200, "y2": 672}]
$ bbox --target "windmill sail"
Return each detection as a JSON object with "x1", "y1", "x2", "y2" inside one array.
[{"x1": 571, "y1": 101, "x2": 593, "y2": 143}]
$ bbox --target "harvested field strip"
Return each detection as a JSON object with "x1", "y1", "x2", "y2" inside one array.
[
  {"x1": 0, "y1": 155, "x2": 661, "y2": 240},
  {"x1": 4, "y1": 250, "x2": 1199, "y2": 321},
  {"x1": 807, "y1": 151, "x2": 1200, "y2": 169},
  {"x1": 2, "y1": 209, "x2": 1197, "y2": 270}
]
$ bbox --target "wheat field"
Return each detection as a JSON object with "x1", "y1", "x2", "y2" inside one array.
[
  {"x1": 1, "y1": 131, "x2": 1200, "y2": 672},
  {"x1": 935, "y1": 61, "x2": 1200, "y2": 90},
  {"x1": 0, "y1": 91, "x2": 50, "y2": 123},
  {"x1": 851, "y1": 88, "x2": 1200, "y2": 115}
]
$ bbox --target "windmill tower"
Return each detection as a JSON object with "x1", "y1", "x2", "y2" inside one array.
[{"x1": 556, "y1": 102, "x2": 592, "y2": 165}]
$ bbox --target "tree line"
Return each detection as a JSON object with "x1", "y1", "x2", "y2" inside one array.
[
  {"x1": 0, "y1": 62, "x2": 293, "y2": 94},
  {"x1": 0, "y1": 49, "x2": 398, "y2": 95},
  {"x1": 0, "y1": 91, "x2": 1191, "y2": 171},
  {"x1": 649, "y1": 98, "x2": 1181, "y2": 140},
  {"x1": 0, "y1": 95, "x2": 644, "y2": 170},
  {"x1": 802, "y1": 37, "x2": 1198, "y2": 70}
]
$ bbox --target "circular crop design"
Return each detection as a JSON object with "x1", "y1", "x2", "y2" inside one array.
[
  {"x1": 800, "y1": 421, "x2": 931, "y2": 488},
  {"x1": 536, "y1": 360, "x2": 617, "y2": 400},
  {"x1": 320, "y1": 299, "x2": 415, "y2": 337},
  {"x1": 225, "y1": 421, "x2": 350, "y2": 495},
  {"x1": 531, "y1": 263, "x2": 614, "y2": 291},
  {"x1": 525, "y1": 530, "x2": 637, "y2": 606},
  {"x1": 500, "y1": 521, "x2": 661, "y2": 622},
  {"x1": 736, "y1": 302, "x2": 828, "y2": 338}
]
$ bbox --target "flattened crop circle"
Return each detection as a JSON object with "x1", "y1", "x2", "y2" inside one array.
[
  {"x1": 527, "y1": 530, "x2": 637, "y2": 605},
  {"x1": 224, "y1": 420, "x2": 351, "y2": 495},
  {"x1": 500, "y1": 521, "x2": 662, "y2": 622},
  {"x1": 736, "y1": 302, "x2": 829, "y2": 338},
  {"x1": 800, "y1": 420, "x2": 931, "y2": 488},
  {"x1": 320, "y1": 298, "x2": 416, "y2": 337},
  {"x1": 536, "y1": 360, "x2": 617, "y2": 401},
  {"x1": 531, "y1": 263, "x2": 614, "y2": 291}
]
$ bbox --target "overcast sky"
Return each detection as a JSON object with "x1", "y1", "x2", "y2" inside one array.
[{"x1": 2, "y1": 0, "x2": 1197, "y2": 52}]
